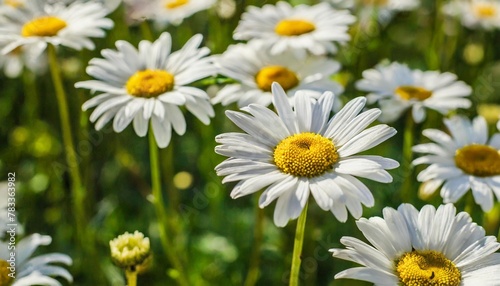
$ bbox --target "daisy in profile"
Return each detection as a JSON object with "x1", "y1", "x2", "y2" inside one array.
[
  {"x1": 0, "y1": 233, "x2": 73, "y2": 285},
  {"x1": 443, "y1": 0, "x2": 500, "y2": 30},
  {"x1": 0, "y1": 43, "x2": 46, "y2": 78},
  {"x1": 212, "y1": 42, "x2": 343, "y2": 108},
  {"x1": 124, "y1": 0, "x2": 215, "y2": 26},
  {"x1": 215, "y1": 83, "x2": 398, "y2": 227},
  {"x1": 413, "y1": 115, "x2": 500, "y2": 211},
  {"x1": 331, "y1": 203, "x2": 500, "y2": 285},
  {"x1": 356, "y1": 62, "x2": 472, "y2": 123},
  {"x1": 233, "y1": 2, "x2": 356, "y2": 57},
  {"x1": 0, "y1": 0, "x2": 113, "y2": 55},
  {"x1": 354, "y1": 0, "x2": 420, "y2": 24},
  {"x1": 76, "y1": 32, "x2": 215, "y2": 148}
]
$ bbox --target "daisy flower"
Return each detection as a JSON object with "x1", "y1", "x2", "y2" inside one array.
[
  {"x1": 0, "y1": 43, "x2": 46, "y2": 78},
  {"x1": 233, "y1": 1, "x2": 356, "y2": 57},
  {"x1": 356, "y1": 62, "x2": 472, "y2": 123},
  {"x1": 0, "y1": 234, "x2": 73, "y2": 285},
  {"x1": 413, "y1": 115, "x2": 500, "y2": 211},
  {"x1": 212, "y1": 41, "x2": 343, "y2": 108},
  {"x1": 330, "y1": 203, "x2": 500, "y2": 285},
  {"x1": 0, "y1": 0, "x2": 113, "y2": 56},
  {"x1": 354, "y1": 0, "x2": 420, "y2": 25},
  {"x1": 124, "y1": 0, "x2": 215, "y2": 26},
  {"x1": 215, "y1": 83, "x2": 398, "y2": 227},
  {"x1": 76, "y1": 32, "x2": 215, "y2": 148},
  {"x1": 443, "y1": 0, "x2": 500, "y2": 30}
]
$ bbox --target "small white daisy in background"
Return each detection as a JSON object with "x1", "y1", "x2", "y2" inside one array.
[
  {"x1": 233, "y1": 1, "x2": 356, "y2": 57},
  {"x1": 76, "y1": 32, "x2": 215, "y2": 148},
  {"x1": 356, "y1": 62, "x2": 472, "y2": 123},
  {"x1": 212, "y1": 41, "x2": 344, "y2": 109},
  {"x1": 0, "y1": 234, "x2": 73, "y2": 285},
  {"x1": 322, "y1": 0, "x2": 354, "y2": 10},
  {"x1": 0, "y1": 43, "x2": 46, "y2": 78},
  {"x1": 124, "y1": 0, "x2": 215, "y2": 26},
  {"x1": 443, "y1": 0, "x2": 500, "y2": 30},
  {"x1": 330, "y1": 203, "x2": 500, "y2": 285},
  {"x1": 46, "y1": 0, "x2": 122, "y2": 12},
  {"x1": 0, "y1": 0, "x2": 114, "y2": 56},
  {"x1": 354, "y1": 0, "x2": 420, "y2": 25},
  {"x1": 413, "y1": 115, "x2": 500, "y2": 211},
  {"x1": 215, "y1": 83, "x2": 398, "y2": 227}
]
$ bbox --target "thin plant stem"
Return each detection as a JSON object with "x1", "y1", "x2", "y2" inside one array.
[
  {"x1": 401, "y1": 112, "x2": 415, "y2": 202},
  {"x1": 21, "y1": 69, "x2": 38, "y2": 123},
  {"x1": 140, "y1": 20, "x2": 155, "y2": 42},
  {"x1": 125, "y1": 268, "x2": 138, "y2": 286},
  {"x1": 47, "y1": 44, "x2": 88, "y2": 245},
  {"x1": 148, "y1": 130, "x2": 189, "y2": 286},
  {"x1": 289, "y1": 202, "x2": 309, "y2": 286},
  {"x1": 244, "y1": 201, "x2": 265, "y2": 286}
]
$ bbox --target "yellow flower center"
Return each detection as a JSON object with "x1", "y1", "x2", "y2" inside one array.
[
  {"x1": 474, "y1": 4, "x2": 497, "y2": 18},
  {"x1": 0, "y1": 260, "x2": 14, "y2": 286},
  {"x1": 273, "y1": 132, "x2": 338, "y2": 177},
  {"x1": 396, "y1": 250, "x2": 461, "y2": 286},
  {"x1": 455, "y1": 144, "x2": 500, "y2": 177},
  {"x1": 395, "y1": 86, "x2": 433, "y2": 101},
  {"x1": 21, "y1": 16, "x2": 67, "y2": 37},
  {"x1": 255, "y1": 66, "x2": 299, "y2": 92},
  {"x1": 165, "y1": 0, "x2": 189, "y2": 9},
  {"x1": 126, "y1": 69, "x2": 175, "y2": 98},
  {"x1": 275, "y1": 19, "x2": 316, "y2": 36}
]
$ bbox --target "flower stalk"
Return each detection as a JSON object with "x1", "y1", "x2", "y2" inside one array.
[
  {"x1": 148, "y1": 130, "x2": 189, "y2": 286},
  {"x1": 289, "y1": 202, "x2": 309, "y2": 286}
]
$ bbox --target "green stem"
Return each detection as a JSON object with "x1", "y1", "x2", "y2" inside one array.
[
  {"x1": 148, "y1": 131, "x2": 189, "y2": 286},
  {"x1": 47, "y1": 44, "x2": 87, "y2": 245},
  {"x1": 244, "y1": 202, "x2": 265, "y2": 286},
  {"x1": 125, "y1": 268, "x2": 138, "y2": 286},
  {"x1": 401, "y1": 112, "x2": 415, "y2": 202},
  {"x1": 140, "y1": 20, "x2": 155, "y2": 42},
  {"x1": 289, "y1": 202, "x2": 309, "y2": 286},
  {"x1": 21, "y1": 69, "x2": 38, "y2": 123}
]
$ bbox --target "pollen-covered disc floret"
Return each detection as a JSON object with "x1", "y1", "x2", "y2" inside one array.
[
  {"x1": 455, "y1": 144, "x2": 500, "y2": 177},
  {"x1": 274, "y1": 19, "x2": 315, "y2": 36},
  {"x1": 330, "y1": 203, "x2": 500, "y2": 285},
  {"x1": 126, "y1": 70, "x2": 175, "y2": 98},
  {"x1": 0, "y1": 0, "x2": 113, "y2": 54},
  {"x1": 396, "y1": 250, "x2": 461, "y2": 286},
  {"x1": 413, "y1": 115, "x2": 500, "y2": 211},
  {"x1": 255, "y1": 66, "x2": 299, "y2": 92},
  {"x1": 356, "y1": 62, "x2": 471, "y2": 123},
  {"x1": 234, "y1": 1, "x2": 355, "y2": 56},
  {"x1": 215, "y1": 82, "x2": 398, "y2": 227},
  {"x1": 0, "y1": 260, "x2": 13, "y2": 286},
  {"x1": 274, "y1": 133, "x2": 338, "y2": 177},
  {"x1": 21, "y1": 16, "x2": 67, "y2": 37},
  {"x1": 395, "y1": 86, "x2": 432, "y2": 101}
]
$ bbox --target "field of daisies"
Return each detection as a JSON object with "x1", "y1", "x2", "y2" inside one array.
[{"x1": 1, "y1": 0, "x2": 500, "y2": 285}]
